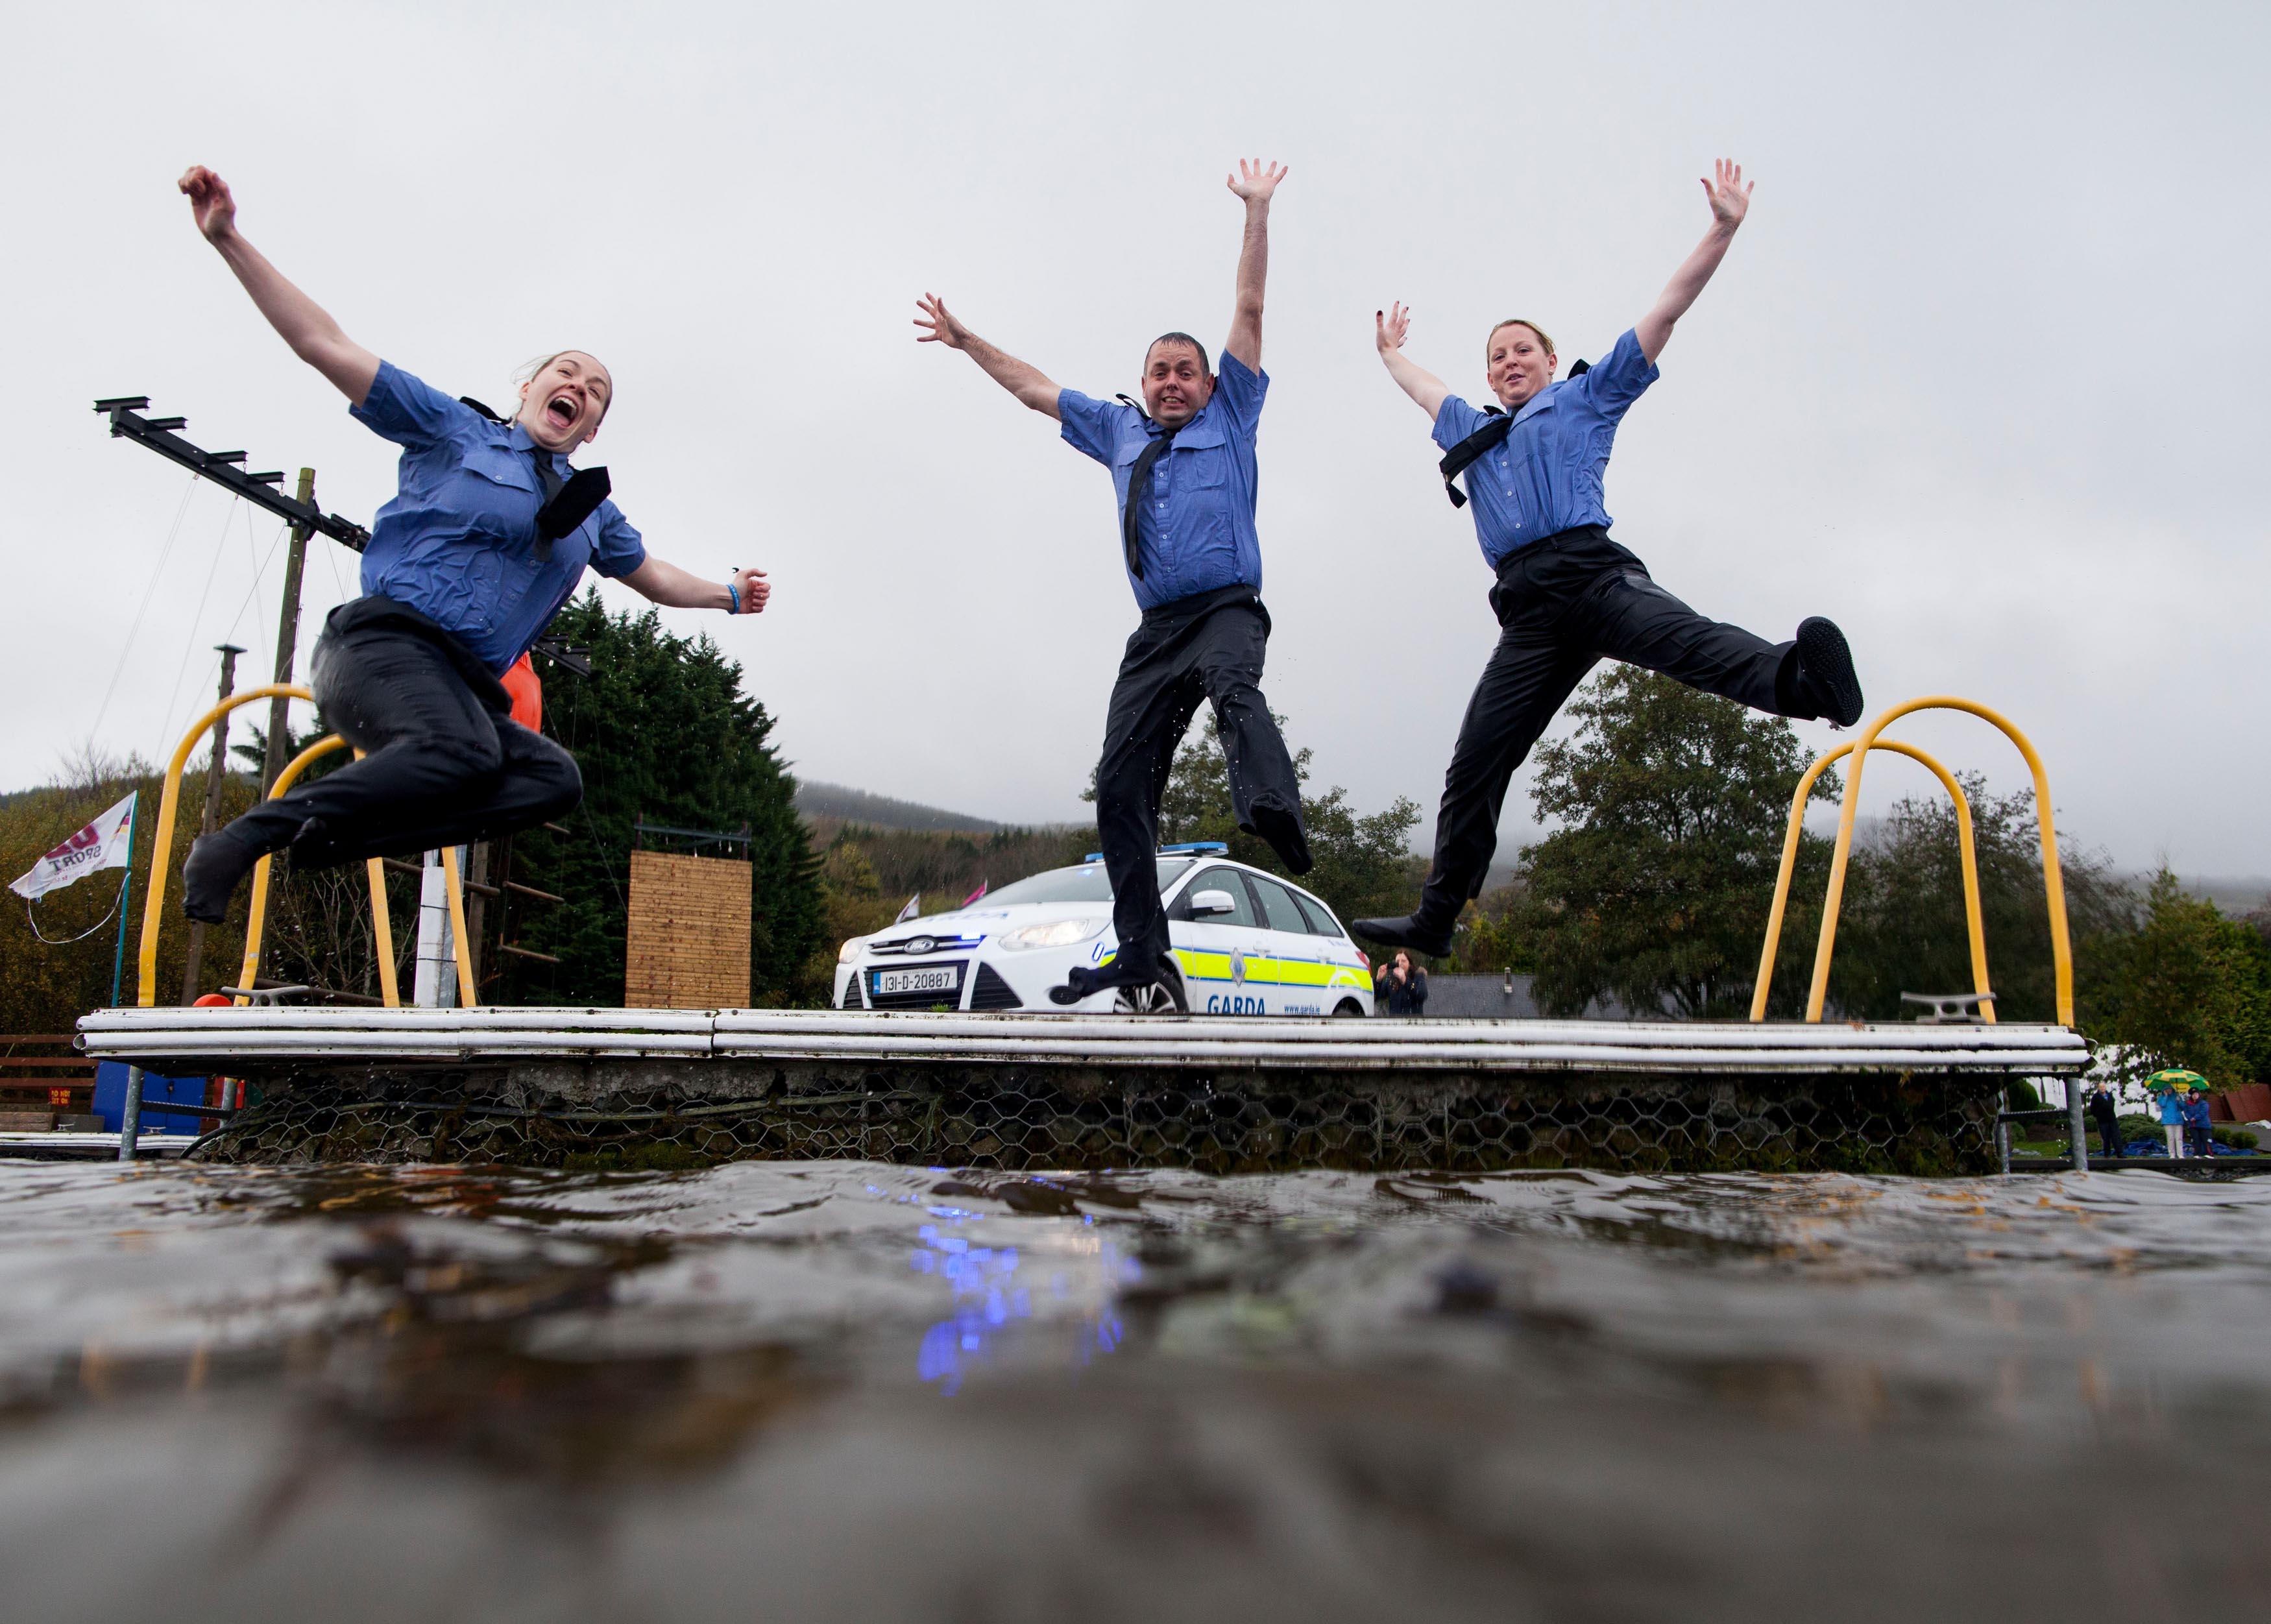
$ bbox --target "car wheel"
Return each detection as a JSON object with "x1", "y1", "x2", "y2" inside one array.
[
  {"x1": 1112, "y1": 967, "x2": 1187, "y2": 1015},
  {"x1": 1333, "y1": 999, "x2": 1366, "y2": 1018}
]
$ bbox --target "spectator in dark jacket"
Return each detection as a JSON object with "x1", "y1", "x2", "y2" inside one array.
[
  {"x1": 2087, "y1": 1084, "x2": 2122, "y2": 1160},
  {"x1": 1378, "y1": 951, "x2": 1429, "y2": 1016}
]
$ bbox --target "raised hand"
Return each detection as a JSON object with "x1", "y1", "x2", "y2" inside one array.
[
  {"x1": 1701, "y1": 158, "x2": 1753, "y2": 229},
  {"x1": 730, "y1": 564, "x2": 770, "y2": 614},
  {"x1": 1376, "y1": 302, "x2": 1412, "y2": 355},
  {"x1": 178, "y1": 165, "x2": 237, "y2": 241},
  {"x1": 1226, "y1": 159, "x2": 1289, "y2": 204},
  {"x1": 912, "y1": 293, "x2": 971, "y2": 350}
]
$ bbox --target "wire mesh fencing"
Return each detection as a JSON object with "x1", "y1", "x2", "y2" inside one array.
[{"x1": 189, "y1": 1063, "x2": 2005, "y2": 1177}]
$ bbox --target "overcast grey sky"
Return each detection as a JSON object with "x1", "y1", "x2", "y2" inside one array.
[{"x1": 5, "y1": 1, "x2": 2265, "y2": 875}]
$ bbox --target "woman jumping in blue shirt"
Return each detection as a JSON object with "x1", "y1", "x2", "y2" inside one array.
[
  {"x1": 1355, "y1": 161, "x2": 1864, "y2": 956},
  {"x1": 173, "y1": 166, "x2": 770, "y2": 925}
]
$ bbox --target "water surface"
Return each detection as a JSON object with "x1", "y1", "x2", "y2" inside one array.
[{"x1": 3, "y1": 1159, "x2": 2266, "y2": 1621}]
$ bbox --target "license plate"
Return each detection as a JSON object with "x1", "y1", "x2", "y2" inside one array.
[{"x1": 872, "y1": 965, "x2": 962, "y2": 997}]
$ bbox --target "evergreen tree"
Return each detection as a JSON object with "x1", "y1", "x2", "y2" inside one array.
[
  {"x1": 2081, "y1": 869, "x2": 2271, "y2": 1087},
  {"x1": 1511, "y1": 668, "x2": 1838, "y2": 1018},
  {"x1": 500, "y1": 592, "x2": 823, "y2": 1006},
  {"x1": 1829, "y1": 779, "x2": 2128, "y2": 1023}
]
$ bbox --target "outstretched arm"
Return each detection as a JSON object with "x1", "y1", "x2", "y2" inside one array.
[
  {"x1": 621, "y1": 556, "x2": 770, "y2": 616},
  {"x1": 913, "y1": 295, "x2": 1062, "y2": 419},
  {"x1": 1634, "y1": 159, "x2": 1753, "y2": 366},
  {"x1": 1374, "y1": 303, "x2": 1453, "y2": 419},
  {"x1": 178, "y1": 166, "x2": 380, "y2": 406},
  {"x1": 1222, "y1": 160, "x2": 1287, "y2": 371}
]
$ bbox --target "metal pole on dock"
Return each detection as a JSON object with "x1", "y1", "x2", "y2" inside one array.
[
  {"x1": 2068, "y1": 1076, "x2": 2089, "y2": 1172},
  {"x1": 118, "y1": 1066, "x2": 143, "y2": 1162},
  {"x1": 179, "y1": 644, "x2": 245, "y2": 1003}
]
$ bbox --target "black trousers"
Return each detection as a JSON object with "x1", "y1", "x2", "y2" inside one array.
[
  {"x1": 221, "y1": 596, "x2": 583, "y2": 868},
  {"x1": 1095, "y1": 585, "x2": 1304, "y2": 970},
  {"x1": 1417, "y1": 525, "x2": 1808, "y2": 923}
]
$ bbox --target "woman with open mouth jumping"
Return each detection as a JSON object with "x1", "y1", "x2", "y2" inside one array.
[{"x1": 172, "y1": 165, "x2": 770, "y2": 926}]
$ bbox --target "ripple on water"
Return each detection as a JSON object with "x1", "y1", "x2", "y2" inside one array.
[{"x1": 1, "y1": 1161, "x2": 2267, "y2": 1621}]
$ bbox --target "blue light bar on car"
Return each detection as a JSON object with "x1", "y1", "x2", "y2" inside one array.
[{"x1": 1081, "y1": 841, "x2": 1230, "y2": 862}]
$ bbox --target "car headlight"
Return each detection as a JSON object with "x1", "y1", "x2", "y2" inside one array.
[
  {"x1": 995, "y1": 917, "x2": 1108, "y2": 951},
  {"x1": 838, "y1": 937, "x2": 868, "y2": 965}
]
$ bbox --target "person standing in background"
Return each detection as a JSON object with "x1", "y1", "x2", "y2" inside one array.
[
  {"x1": 1378, "y1": 950, "x2": 1429, "y2": 1016},
  {"x1": 2087, "y1": 1082, "x2": 2122, "y2": 1161}
]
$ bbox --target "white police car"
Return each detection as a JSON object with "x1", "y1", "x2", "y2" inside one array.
[{"x1": 833, "y1": 843, "x2": 1376, "y2": 1016}]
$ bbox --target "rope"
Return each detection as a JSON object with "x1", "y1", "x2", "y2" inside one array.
[
  {"x1": 89, "y1": 473, "x2": 200, "y2": 743},
  {"x1": 153, "y1": 494, "x2": 244, "y2": 761},
  {"x1": 22, "y1": 875, "x2": 128, "y2": 945},
  {"x1": 220, "y1": 511, "x2": 289, "y2": 667}
]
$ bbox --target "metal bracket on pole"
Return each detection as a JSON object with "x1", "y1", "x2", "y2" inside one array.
[{"x1": 92, "y1": 398, "x2": 370, "y2": 550}]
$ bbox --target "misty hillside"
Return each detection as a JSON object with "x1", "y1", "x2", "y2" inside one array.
[{"x1": 792, "y1": 781, "x2": 1006, "y2": 834}]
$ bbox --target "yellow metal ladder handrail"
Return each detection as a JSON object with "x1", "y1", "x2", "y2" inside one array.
[
  {"x1": 139, "y1": 692, "x2": 475, "y2": 1010},
  {"x1": 232, "y1": 737, "x2": 402, "y2": 1008},
  {"x1": 1749, "y1": 737, "x2": 1992, "y2": 1023},
  {"x1": 138, "y1": 685, "x2": 313, "y2": 1008},
  {"x1": 1802, "y1": 696, "x2": 2072, "y2": 1028}
]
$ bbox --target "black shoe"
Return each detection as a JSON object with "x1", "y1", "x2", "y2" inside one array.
[
  {"x1": 1250, "y1": 804, "x2": 1314, "y2": 876},
  {"x1": 1049, "y1": 956, "x2": 1158, "y2": 1006},
  {"x1": 1352, "y1": 914, "x2": 1453, "y2": 957},
  {"x1": 1795, "y1": 616, "x2": 1864, "y2": 729},
  {"x1": 181, "y1": 828, "x2": 265, "y2": 924}
]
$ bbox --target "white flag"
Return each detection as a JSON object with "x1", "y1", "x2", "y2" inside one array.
[
  {"x1": 10, "y1": 792, "x2": 137, "y2": 902},
  {"x1": 895, "y1": 894, "x2": 921, "y2": 924}
]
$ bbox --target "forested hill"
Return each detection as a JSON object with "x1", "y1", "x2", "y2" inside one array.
[{"x1": 793, "y1": 781, "x2": 1005, "y2": 835}]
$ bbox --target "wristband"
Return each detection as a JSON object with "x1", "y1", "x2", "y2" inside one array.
[{"x1": 726, "y1": 579, "x2": 740, "y2": 614}]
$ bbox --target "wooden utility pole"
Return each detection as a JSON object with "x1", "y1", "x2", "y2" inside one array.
[
  {"x1": 260, "y1": 468, "x2": 316, "y2": 794},
  {"x1": 179, "y1": 644, "x2": 246, "y2": 1002},
  {"x1": 245, "y1": 468, "x2": 316, "y2": 990}
]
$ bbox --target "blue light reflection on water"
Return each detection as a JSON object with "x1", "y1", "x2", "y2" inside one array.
[{"x1": 908, "y1": 1205, "x2": 1133, "y2": 1392}]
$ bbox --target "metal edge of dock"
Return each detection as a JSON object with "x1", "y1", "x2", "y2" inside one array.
[{"x1": 75, "y1": 1006, "x2": 2093, "y2": 1076}]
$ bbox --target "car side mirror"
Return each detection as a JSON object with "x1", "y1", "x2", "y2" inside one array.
[{"x1": 1190, "y1": 889, "x2": 1239, "y2": 917}]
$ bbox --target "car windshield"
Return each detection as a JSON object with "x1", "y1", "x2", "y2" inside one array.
[{"x1": 969, "y1": 858, "x2": 1195, "y2": 910}]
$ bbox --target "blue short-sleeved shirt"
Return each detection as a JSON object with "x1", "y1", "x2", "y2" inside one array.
[
  {"x1": 350, "y1": 361, "x2": 647, "y2": 672},
  {"x1": 1431, "y1": 327, "x2": 1660, "y2": 569},
  {"x1": 1056, "y1": 351, "x2": 1267, "y2": 612}
]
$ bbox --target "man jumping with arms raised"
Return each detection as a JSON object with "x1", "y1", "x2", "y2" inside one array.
[
  {"x1": 916, "y1": 160, "x2": 1310, "y2": 1008},
  {"x1": 1354, "y1": 160, "x2": 1864, "y2": 958}
]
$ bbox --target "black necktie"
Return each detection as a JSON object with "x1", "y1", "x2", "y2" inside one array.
[
  {"x1": 529, "y1": 446, "x2": 565, "y2": 505},
  {"x1": 1433, "y1": 359, "x2": 1588, "y2": 507},
  {"x1": 526, "y1": 448, "x2": 611, "y2": 560},
  {"x1": 1121, "y1": 425, "x2": 1179, "y2": 579},
  {"x1": 1435, "y1": 411, "x2": 1510, "y2": 509}
]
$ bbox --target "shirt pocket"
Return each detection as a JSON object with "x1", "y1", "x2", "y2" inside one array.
[
  {"x1": 1174, "y1": 422, "x2": 1231, "y2": 489},
  {"x1": 454, "y1": 444, "x2": 542, "y2": 541}
]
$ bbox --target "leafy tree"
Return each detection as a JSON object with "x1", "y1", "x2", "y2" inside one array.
[
  {"x1": 1828, "y1": 778, "x2": 2128, "y2": 1023},
  {"x1": 1509, "y1": 668, "x2": 1839, "y2": 1019},
  {"x1": 500, "y1": 592, "x2": 823, "y2": 1006},
  {"x1": 1098, "y1": 716, "x2": 1424, "y2": 931},
  {"x1": 1447, "y1": 884, "x2": 1540, "y2": 975},
  {"x1": 2081, "y1": 869, "x2": 2271, "y2": 1088}
]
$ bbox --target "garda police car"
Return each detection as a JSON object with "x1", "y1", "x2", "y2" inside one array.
[{"x1": 833, "y1": 844, "x2": 1375, "y2": 1017}]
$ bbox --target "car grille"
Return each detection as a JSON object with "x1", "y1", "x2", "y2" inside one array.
[
  {"x1": 866, "y1": 962, "x2": 969, "y2": 1012},
  {"x1": 969, "y1": 963, "x2": 1022, "y2": 1011},
  {"x1": 840, "y1": 975, "x2": 864, "y2": 1010}
]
